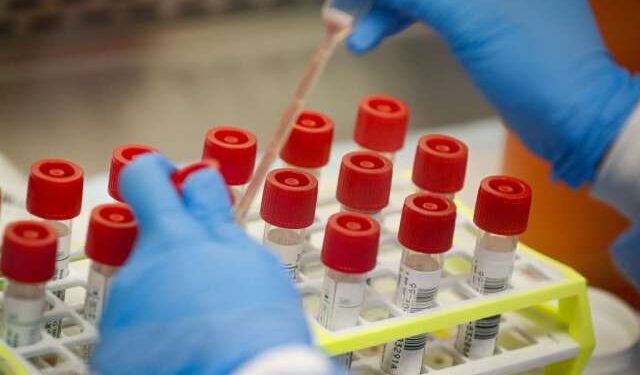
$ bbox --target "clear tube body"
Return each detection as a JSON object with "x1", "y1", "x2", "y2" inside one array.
[
  {"x1": 382, "y1": 248, "x2": 444, "y2": 375},
  {"x1": 340, "y1": 205, "x2": 382, "y2": 222},
  {"x1": 283, "y1": 163, "x2": 322, "y2": 180},
  {"x1": 40, "y1": 218, "x2": 72, "y2": 337},
  {"x1": 415, "y1": 188, "x2": 455, "y2": 201},
  {"x1": 455, "y1": 231, "x2": 518, "y2": 359},
  {"x1": 262, "y1": 223, "x2": 306, "y2": 281},
  {"x1": 2, "y1": 280, "x2": 47, "y2": 347},
  {"x1": 230, "y1": 185, "x2": 246, "y2": 207},
  {"x1": 81, "y1": 262, "x2": 119, "y2": 359},
  {"x1": 317, "y1": 268, "x2": 367, "y2": 370}
]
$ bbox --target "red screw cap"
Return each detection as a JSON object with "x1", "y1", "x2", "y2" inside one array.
[
  {"x1": 85, "y1": 204, "x2": 138, "y2": 267},
  {"x1": 353, "y1": 95, "x2": 409, "y2": 153},
  {"x1": 1, "y1": 221, "x2": 57, "y2": 283},
  {"x1": 321, "y1": 212, "x2": 380, "y2": 274},
  {"x1": 109, "y1": 144, "x2": 158, "y2": 202},
  {"x1": 336, "y1": 151, "x2": 393, "y2": 212},
  {"x1": 171, "y1": 160, "x2": 220, "y2": 193},
  {"x1": 474, "y1": 176, "x2": 532, "y2": 236},
  {"x1": 398, "y1": 193, "x2": 457, "y2": 254},
  {"x1": 260, "y1": 168, "x2": 318, "y2": 229},
  {"x1": 202, "y1": 126, "x2": 257, "y2": 186},
  {"x1": 412, "y1": 135, "x2": 469, "y2": 194},
  {"x1": 280, "y1": 110, "x2": 335, "y2": 169},
  {"x1": 27, "y1": 159, "x2": 84, "y2": 220}
]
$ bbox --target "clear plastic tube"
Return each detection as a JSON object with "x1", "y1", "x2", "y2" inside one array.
[
  {"x1": 82, "y1": 262, "x2": 120, "y2": 358},
  {"x1": 262, "y1": 224, "x2": 306, "y2": 281},
  {"x1": 229, "y1": 185, "x2": 246, "y2": 207},
  {"x1": 455, "y1": 231, "x2": 518, "y2": 359},
  {"x1": 415, "y1": 188, "x2": 455, "y2": 201},
  {"x1": 2, "y1": 280, "x2": 47, "y2": 347},
  {"x1": 42, "y1": 218, "x2": 72, "y2": 337},
  {"x1": 382, "y1": 248, "x2": 444, "y2": 375},
  {"x1": 340, "y1": 205, "x2": 382, "y2": 222},
  {"x1": 317, "y1": 268, "x2": 367, "y2": 369}
]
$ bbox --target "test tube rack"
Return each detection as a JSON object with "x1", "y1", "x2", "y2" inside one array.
[{"x1": 0, "y1": 173, "x2": 594, "y2": 375}]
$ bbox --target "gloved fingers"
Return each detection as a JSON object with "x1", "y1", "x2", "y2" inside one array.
[
  {"x1": 181, "y1": 169, "x2": 235, "y2": 233},
  {"x1": 347, "y1": 2, "x2": 413, "y2": 54},
  {"x1": 120, "y1": 154, "x2": 200, "y2": 237}
]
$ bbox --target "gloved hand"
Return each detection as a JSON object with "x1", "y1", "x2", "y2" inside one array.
[
  {"x1": 348, "y1": 0, "x2": 640, "y2": 187},
  {"x1": 91, "y1": 154, "x2": 311, "y2": 375}
]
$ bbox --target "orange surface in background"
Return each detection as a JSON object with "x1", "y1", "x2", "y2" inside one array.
[{"x1": 501, "y1": 0, "x2": 640, "y2": 308}]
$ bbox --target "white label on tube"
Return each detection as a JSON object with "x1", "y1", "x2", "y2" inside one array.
[
  {"x1": 317, "y1": 276, "x2": 365, "y2": 331},
  {"x1": 381, "y1": 265, "x2": 441, "y2": 375},
  {"x1": 455, "y1": 315, "x2": 501, "y2": 359},
  {"x1": 470, "y1": 246, "x2": 514, "y2": 294},
  {"x1": 84, "y1": 270, "x2": 112, "y2": 326},
  {"x1": 45, "y1": 220, "x2": 71, "y2": 280},
  {"x1": 2, "y1": 297, "x2": 45, "y2": 347},
  {"x1": 264, "y1": 228, "x2": 305, "y2": 281}
]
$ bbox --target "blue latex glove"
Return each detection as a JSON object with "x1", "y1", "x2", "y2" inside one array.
[
  {"x1": 348, "y1": 0, "x2": 640, "y2": 188},
  {"x1": 91, "y1": 154, "x2": 312, "y2": 375},
  {"x1": 612, "y1": 225, "x2": 640, "y2": 290}
]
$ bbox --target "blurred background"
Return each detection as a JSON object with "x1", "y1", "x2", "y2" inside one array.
[{"x1": 0, "y1": 0, "x2": 494, "y2": 174}]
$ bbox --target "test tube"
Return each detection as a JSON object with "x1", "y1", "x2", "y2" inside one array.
[
  {"x1": 318, "y1": 212, "x2": 380, "y2": 369},
  {"x1": 412, "y1": 135, "x2": 469, "y2": 200},
  {"x1": 109, "y1": 144, "x2": 158, "y2": 202},
  {"x1": 381, "y1": 193, "x2": 456, "y2": 375},
  {"x1": 83, "y1": 204, "x2": 138, "y2": 327},
  {"x1": 280, "y1": 110, "x2": 335, "y2": 180},
  {"x1": 202, "y1": 126, "x2": 257, "y2": 203},
  {"x1": 26, "y1": 159, "x2": 84, "y2": 337},
  {"x1": 353, "y1": 95, "x2": 409, "y2": 162},
  {"x1": 1, "y1": 221, "x2": 57, "y2": 347},
  {"x1": 260, "y1": 168, "x2": 318, "y2": 281},
  {"x1": 455, "y1": 176, "x2": 532, "y2": 359},
  {"x1": 336, "y1": 151, "x2": 393, "y2": 220}
]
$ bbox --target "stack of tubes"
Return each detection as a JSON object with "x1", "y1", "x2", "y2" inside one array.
[{"x1": 0, "y1": 94, "x2": 532, "y2": 375}]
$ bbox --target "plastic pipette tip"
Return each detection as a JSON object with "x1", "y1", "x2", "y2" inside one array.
[
  {"x1": 474, "y1": 176, "x2": 532, "y2": 236},
  {"x1": 280, "y1": 110, "x2": 335, "y2": 169},
  {"x1": 27, "y1": 159, "x2": 84, "y2": 220},
  {"x1": 202, "y1": 126, "x2": 257, "y2": 186},
  {"x1": 413, "y1": 134, "x2": 469, "y2": 194},
  {"x1": 336, "y1": 151, "x2": 393, "y2": 212},
  {"x1": 321, "y1": 212, "x2": 380, "y2": 274},
  {"x1": 260, "y1": 168, "x2": 318, "y2": 229},
  {"x1": 1, "y1": 221, "x2": 57, "y2": 283},
  {"x1": 85, "y1": 204, "x2": 138, "y2": 267},
  {"x1": 398, "y1": 193, "x2": 457, "y2": 254},
  {"x1": 109, "y1": 144, "x2": 158, "y2": 202},
  {"x1": 353, "y1": 95, "x2": 409, "y2": 153},
  {"x1": 171, "y1": 160, "x2": 220, "y2": 193}
]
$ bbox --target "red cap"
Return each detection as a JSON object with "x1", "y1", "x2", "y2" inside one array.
[
  {"x1": 202, "y1": 126, "x2": 257, "y2": 186},
  {"x1": 474, "y1": 176, "x2": 532, "y2": 236},
  {"x1": 280, "y1": 110, "x2": 334, "y2": 169},
  {"x1": 171, "y1": 160, "x2": 220, "y2": 193},
  {"x1": 336, "y1": 151, "x2": 393, "y2": 212},
  {"x1": 1, "y1": 221, "x2": 57, "y2": 283},
  {"x1": 85, "y1": 204, "x2": 138, "y2": 267},
  {"x1": 260, "y1": 168, "x2": 318, "y2": 229},
  {"x1": 398, "y1": 193, "x2": 456, "y2": 254},
  {"x1": 109, "y1": 144, "x2": 158, "y2": 202},
  {"x1": 353, "y1": 95, "x2": 409, "y2": 153},
  {"x1": 321, "y1": 212, "x2": 380, "y2": 274},
  {"x1": 27, "y1": 159, "x2": 84, "y2": 220},
  {"x1": 412, "y1": 135, "x2": 469, "y2": 194}
]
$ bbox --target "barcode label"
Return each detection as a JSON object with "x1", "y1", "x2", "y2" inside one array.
[
  {"x1": 455, "y1": 315, "x2": 501, "y2": 359},
  {"x1": 263, "y1": 227, "x2": 304, "y2": 282},
  {"x1": 2, "y1": 297, "x2": 45, "y2": 347},
  {"x1": 381, "y1": 263, "x2": 441, "y2": 374},
  {"x1": 83, "y1": 269, "x2": 112, "y2": 326},
  {"x1": 470, "y1": 246, "x2": 514, "y2": 294}
]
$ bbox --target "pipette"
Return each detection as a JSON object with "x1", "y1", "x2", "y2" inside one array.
[{"x1": 234, "y1": 0, "x2": 373, "y2": 222}]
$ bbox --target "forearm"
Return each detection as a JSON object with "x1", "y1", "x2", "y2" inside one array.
[{"x1": 592, "y1": 103, "x2": 640, "y2": 220}]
